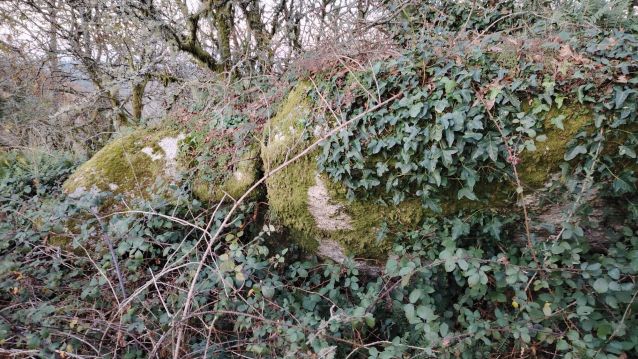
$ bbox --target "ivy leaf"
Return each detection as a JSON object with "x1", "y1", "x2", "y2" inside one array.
[
  {"x1": 555, "y1": 96, "x2": 565, "y2": 109},
  {"x1": 440, "y1": 77, "x2": 456, "y2": 94},
  {"x1": 612, "y1": 172, "x2": 636, "y2": 193},
  {"x1": 409, "y1": 103, "x2": 423, "y2": 117},
  {"x1": 439, "y1": 112, "x2": 458, "y2": 129},
  {"x1": 434, "y1": 99, "x2": 449, "y2": 113},
  {"x1": 463, "y1": 132, "x2": 483, "y2": 141},
  {"x1": 446, "y1": 129, "x2": 455, "y2": 147},
  {"x1": 441, "y1": 149, "x2": 457, "y2": 167},
  {"x1": 451, "y1": 218, "x2": 469, "y2": 239},
  {"x1": 370, "y1": 139, "x2": 384, "y2": 154},
  {"x1": 458, "y1": 187, "x2": 478, "y2": 201},
  {"x1": 488, "y1": 86, "x2": 502, "y2": 101},
  {"x1": 376, "y1": 162, "x2": 389, "y2": 176},
  {"x1": 593, "y1": 278, "x2": 608, "y2": 293},
  {"x1": 551, "y1": 115, "x2": 566, "y2": 130},
  {"x1": 614, "y1": 89, "x2": 631, "y2": 109},
  {"x1": 619, "y1": 145, "x2": 636, "y2": 158},
  {"x1": 409, "y1": 289, "x2": 422, "y2": 303},
  {"x1": 564, "y1": 145, "x2": 587, "y2": 161},
  {"x1": 430, "y1": 169, "x2": 442, "y2": 187},
  {"x1": 461, "y1": 167, "x2": 477, "y2": 189},
  {"x1": 431, "y1": 124, "x2": 443, "y2": 142}
]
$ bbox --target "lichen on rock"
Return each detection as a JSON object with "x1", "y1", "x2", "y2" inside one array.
[{"x1": 307, "y1": 174, "x2": 353, "y2": 231}]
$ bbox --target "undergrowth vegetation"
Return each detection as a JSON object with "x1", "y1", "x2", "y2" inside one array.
[{"x1": 1, "y1": 1, "x2": 638, "y2": 358}]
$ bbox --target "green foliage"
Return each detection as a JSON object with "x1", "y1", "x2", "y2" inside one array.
[
  {"x1": 313, "y1": 25, "x2": 638, "y2": 212},
  {"x1": 0, "y1": 150, "x2": 77, "y2": 201},
  {"x1": 3, "y1": 156, "x2": 636, "y2": 357},
  {"x1": 299, "y1": 1, "x2": 638, "y2": 356},
  {"x1": 1, "y1": 2, "x2": 638, "y2": 358},
  {"x1": 377, "y1": 212, "x2": 638, "y2": 358}
]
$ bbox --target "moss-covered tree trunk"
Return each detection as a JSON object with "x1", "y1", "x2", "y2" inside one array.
[{"x1": 214, "y1": 1, "x2": 234, "y2": 71}]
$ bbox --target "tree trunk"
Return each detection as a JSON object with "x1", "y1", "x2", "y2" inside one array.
[
  {"x1": 285, "y1": 1, "x2": 302, "y2": 53},
  {"x1": 47, "y1": 0, "x2": 59, "y2": 76},
  {"x1": 240, "y1": 0, "x2": 271, "y2": 66},
  {"x1": 213, "y1": 1, "x2": 233, "y2": 71},
  {"x1": 109, "y1": 89, "x2": 129, "y2": 131},
  {"x1": 131, "y1": 75, "x2": 150, "y2": 123}
]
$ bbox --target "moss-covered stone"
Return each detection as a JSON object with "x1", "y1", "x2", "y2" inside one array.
[
  {"x1": 262, "y1": 83, "x2": 425, "y2": 260},
  {"x1": 64, "y1": 126, "x2": 262, "y2": 204},
  {"x1": 323, "y1": 178, "x2": 424, "y2": 257},
  {"x1": 262, "y1": 81, "x2": 608, "y2": 261},
  {"x1": 261, "y1": 83, "x2": 319, "y2": 248},
  {"x1": 63, "y1": 128, "x2": 185, "y2": 198}
]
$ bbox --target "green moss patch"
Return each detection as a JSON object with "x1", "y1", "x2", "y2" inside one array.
[
  {"x1": 519, "y1": 104, "x2": 592, "y2": 187},
  {"x1": 323, "y1": 178, "x2": 424, "y2": 258},
  {"x1": 261, "y1": 83, "x2": 316, "y2": 247}
]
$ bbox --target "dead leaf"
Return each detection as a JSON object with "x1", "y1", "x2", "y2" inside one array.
[{"x1": 559, "y1": 45, "x2": 573, "y2": 59}]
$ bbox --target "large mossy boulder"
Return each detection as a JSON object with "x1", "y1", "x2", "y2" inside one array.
[
  {"x1": 63, "y1": 128, "x2": 186, "y2": 198},
  {"x1": 63, "y1": 127, "x2": 259, "y2": 203},
  {"x1": 262, "y1": 83, "x2": 600, "y2": 263}
]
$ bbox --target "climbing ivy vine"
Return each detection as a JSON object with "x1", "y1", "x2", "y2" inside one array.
[{"x1": 313, "y1": 23, "x2": 638, "y2": 210}]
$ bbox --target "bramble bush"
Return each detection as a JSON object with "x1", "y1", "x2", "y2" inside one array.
[{"x1": 1, "y1": 1, "x2": 638, "y2": 358}]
